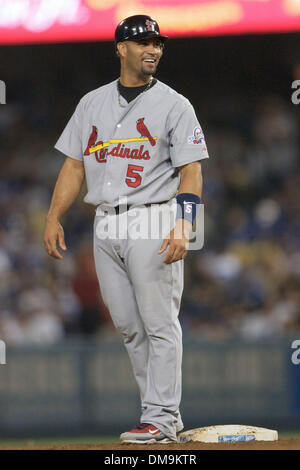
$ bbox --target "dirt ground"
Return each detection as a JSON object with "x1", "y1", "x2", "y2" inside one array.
[{"x1": 3, "y1": 438, "x2": 300, "y2": 450}]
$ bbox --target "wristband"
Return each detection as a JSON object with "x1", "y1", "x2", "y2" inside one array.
[{"x1": 176, "y1": 193, "x2": 201, "y2": 225}]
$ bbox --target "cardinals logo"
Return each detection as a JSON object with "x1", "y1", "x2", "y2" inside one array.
[
  {"x1": 84, "y1": 125, "x2": 103, "y2": 155},
  {"x1": 85, "y1": 120, "x2": 157, "y2": 164},
  {"x1": 136, "y1": 118, "x2": 156, "y2": 146}
]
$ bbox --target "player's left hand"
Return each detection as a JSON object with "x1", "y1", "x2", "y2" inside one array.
[{"x1": 158, "y1": 219, "x2": 192, "y2": 264}]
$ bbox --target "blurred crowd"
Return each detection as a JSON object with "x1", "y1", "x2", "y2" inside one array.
[
  {"x1": 183, "y1": 93, "x2": 300, "y2": 340},
  {"x1": 0, "y1": 42, "x2": 299, "y2": 344}
]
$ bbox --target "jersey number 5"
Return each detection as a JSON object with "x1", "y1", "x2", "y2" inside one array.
[{"x1": 125, "y1": 164, "x2": 144, "y2": 188}]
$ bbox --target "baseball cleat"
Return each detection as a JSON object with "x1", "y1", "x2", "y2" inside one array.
[{"x1": 120, "y1": 423, "x2": 173, "y2": 444}]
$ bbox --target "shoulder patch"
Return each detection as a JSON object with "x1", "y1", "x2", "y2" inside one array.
[{"x1": 188, "y1": 126, "x2": 205, "y2": 145}]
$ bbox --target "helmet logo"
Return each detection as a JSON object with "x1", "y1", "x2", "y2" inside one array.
[{"x1": 145, "y1": 19, "x2": 155, "y2": 32}]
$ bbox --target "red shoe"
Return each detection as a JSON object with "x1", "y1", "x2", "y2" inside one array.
[{"x1": 120, "y1": 423, "x2": 173, "y2": 444}]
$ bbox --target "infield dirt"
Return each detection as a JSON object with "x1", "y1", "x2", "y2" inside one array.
[{"x1": 2, "y1": 438, "x2": 300, "y2": 450}]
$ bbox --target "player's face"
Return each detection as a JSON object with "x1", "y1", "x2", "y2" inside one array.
[{"x1": 121, "y1": 38, "x2": 163, "y2": 78}]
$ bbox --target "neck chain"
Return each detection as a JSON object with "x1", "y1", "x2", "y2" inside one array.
[{"x1": 117, "y1": 78, "x2": 153, "y2": 107}]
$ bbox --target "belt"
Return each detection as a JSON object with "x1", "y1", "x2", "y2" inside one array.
[{"x1": 101, "y1": 201, "x2": 168, "y2": 215}]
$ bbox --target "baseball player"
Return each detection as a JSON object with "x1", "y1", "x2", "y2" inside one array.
[{"x1": 44, "y1": 15, "x2": 209, "y2": 444}]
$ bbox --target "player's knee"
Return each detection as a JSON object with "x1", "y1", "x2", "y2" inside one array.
[
  {"x1": 147, "y1": 324, "x2": 181, "y2": 346},
  {"x1": 118, "y1": 323, "x2": 146, "y2": 345}
]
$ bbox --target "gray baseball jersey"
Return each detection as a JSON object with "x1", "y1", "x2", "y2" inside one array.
[
  {"x1": 54, "y1": 78, "x2": 209, "y2": 442},
  {"x1": 55, "y1": 79, "x2": 209, "y2": 206}
]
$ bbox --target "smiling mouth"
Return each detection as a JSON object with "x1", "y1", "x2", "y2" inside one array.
[{"x1": 143, "y1": 59, "x2": 156, "y2": 64}]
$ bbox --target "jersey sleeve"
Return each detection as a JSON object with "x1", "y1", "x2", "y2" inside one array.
[
  {"x1": 168, "y1": 100, "x2": 209, "y2": 168},
  {"x1": 54, "y1": 100, "x2": 84, "y2": 161}
]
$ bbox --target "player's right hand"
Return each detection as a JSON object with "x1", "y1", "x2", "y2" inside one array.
[{"x1": 43, "y1": 218, "x2": 67, "y2": 260}]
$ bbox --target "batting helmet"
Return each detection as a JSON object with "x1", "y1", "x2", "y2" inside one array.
[{"x1": 115, "y1": 15, "x2": 168, "y2": 49}]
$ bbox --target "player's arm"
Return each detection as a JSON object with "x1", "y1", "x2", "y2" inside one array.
[
  {"x1": 177, "y1": 161, "x2": 202, "y2": 197},
  {"x1": 159, "y1": 161, "x2": 202, "y2": 264},
  {"x1": 44, "y1": 157, "x2": 85, "y2": 260}
]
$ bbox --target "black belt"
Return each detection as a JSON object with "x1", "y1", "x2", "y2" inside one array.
[{"x1": 103, "y1": 201, "x2": 168, "y2": 215}]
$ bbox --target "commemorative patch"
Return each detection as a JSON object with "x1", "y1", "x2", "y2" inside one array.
[{"x1": 188, "y1": 126, "x2": 205, "y2": 145}]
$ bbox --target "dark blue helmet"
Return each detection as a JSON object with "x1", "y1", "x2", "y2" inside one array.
[{"x1": 115, "y1": 15, "x2": 168, "y2": 49}]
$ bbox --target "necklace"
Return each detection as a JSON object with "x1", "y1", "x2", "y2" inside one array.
[{"x1": 117, "y1": 78, "x2": 153, "y2": 108}]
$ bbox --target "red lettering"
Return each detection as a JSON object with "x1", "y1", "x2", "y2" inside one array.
[
  {"x1": 111, "y1": 143, "x2": 121, "y2": 156},
  {"x1": 138, "y1": 145, "x2": 144, "y2": 159},
  {"x1": 119, "y1": 144, "x2": 125, "y2": 158},
  {"x1": 130, "y1": 149, "x2": 139, "y2": 159},
  {"x1": 124, "y1": 148, "x2": 131, "y2": 158},
  {"x1": 94, "y1": 141, "x2": 106, "y2": 163},
  {"x1": 93, "y1": 143, "x2": 151, "y2": 163},
  {"x1": 95, "y1": 150, "x2": 106, "y2": 163}
]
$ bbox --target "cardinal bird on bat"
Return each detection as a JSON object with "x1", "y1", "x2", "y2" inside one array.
[
  {"x1": 136, "y1": 118, "x2": 156, "y2": 146},
  {"x1": 84, "y1": 125, "x2": 98, "y2": 155}
]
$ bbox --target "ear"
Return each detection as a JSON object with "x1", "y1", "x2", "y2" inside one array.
[{"x1": 117, "y1": 42, "x2": 127, "y2": 59}]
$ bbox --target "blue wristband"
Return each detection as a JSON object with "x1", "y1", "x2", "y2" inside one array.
[{"x1": 176, "y1": 193, "x2": 201, "y2": 225}]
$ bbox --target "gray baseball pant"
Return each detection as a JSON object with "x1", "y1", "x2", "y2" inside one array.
[{"x1": 93, "y1": 202, "x2": 184, "y2": 441}]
